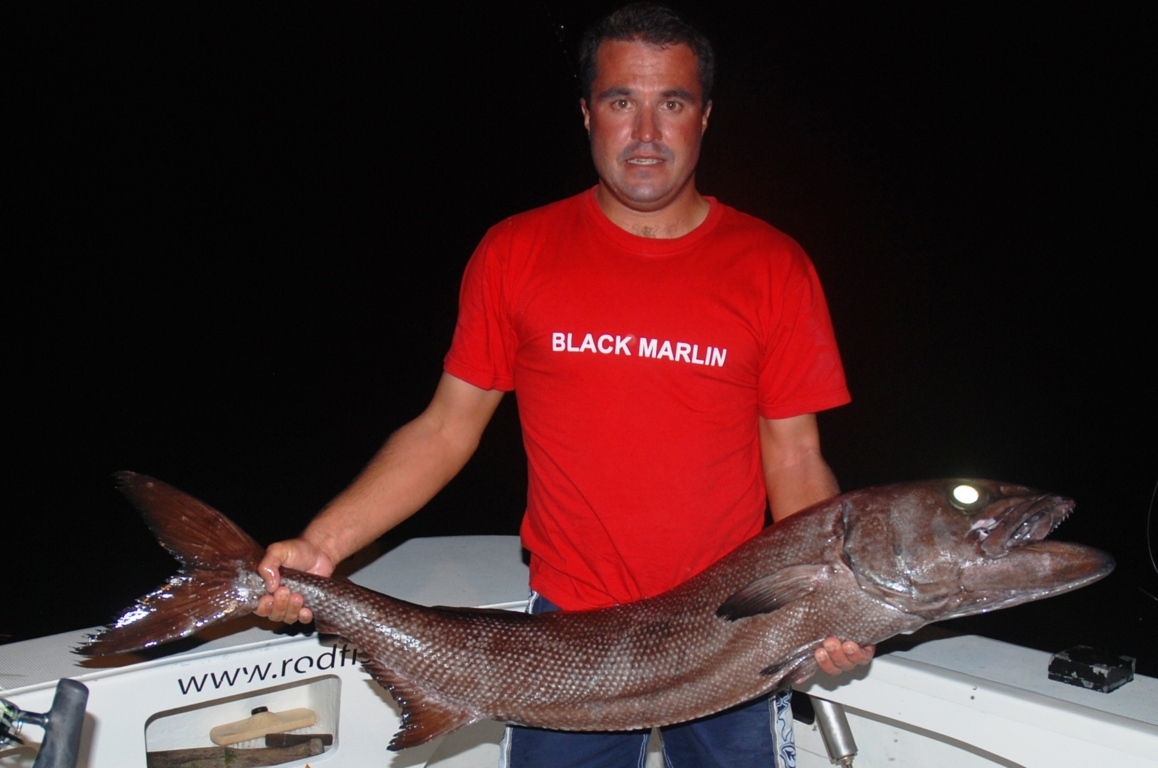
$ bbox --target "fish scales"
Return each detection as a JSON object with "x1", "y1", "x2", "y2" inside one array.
[
  {"x1": 80, "y1": 473, "x2": 1114, "y2": 749},
  {"x1": 284, "y1": 510, "x2": 844, "y2": 730}
]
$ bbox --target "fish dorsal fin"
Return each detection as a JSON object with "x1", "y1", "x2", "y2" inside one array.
[
  {"x1": 716, "y1": 564, "x2": 827, "y2": 621},
  {"x1": 362, "y1": 659, "x2": 480, "y2": 751}
]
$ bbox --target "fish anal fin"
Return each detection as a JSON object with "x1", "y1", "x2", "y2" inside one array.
[
  {"x1": 362, "y1": 659, "x2": 480, "y2": 751},
  {"x1": 716, "y1": 564, "x2": 827, "y2": 621}
]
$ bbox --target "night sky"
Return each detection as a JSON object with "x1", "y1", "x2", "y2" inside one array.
[{"x1": 8, "y1": 4, "x2": 1155, "y2": 675}]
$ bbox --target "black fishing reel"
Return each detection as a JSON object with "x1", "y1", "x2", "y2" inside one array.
[{"x1": 0, "y1": 680, "x2": 89, "y2": 768}]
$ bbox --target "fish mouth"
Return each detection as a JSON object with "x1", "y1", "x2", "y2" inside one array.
[
  {"x1": 952, "y1": 490, "x2": 1114, "y2": 616},
  {"x1": 975, "y1": 491, "x2": 1074, "y2": 557}
]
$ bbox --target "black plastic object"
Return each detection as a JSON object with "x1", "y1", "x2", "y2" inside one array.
[
  {"x1": 34, "y1": 679, "x2": 89, "y2": 768},
  {"x1": 2, "y1": 680, "x2": 90, "y2": 768},
  {"x1": 1048, "y1": 646, "x2": 1135, "y2": 693}
]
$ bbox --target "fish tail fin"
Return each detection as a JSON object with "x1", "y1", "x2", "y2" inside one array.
[{"x1": 76, "y1": 471, "x2": 265, "y2": 657}]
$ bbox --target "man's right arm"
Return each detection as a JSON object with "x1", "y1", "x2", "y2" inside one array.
[{"x1": 255, "y1": 372, "x2": 504, "y2": 624}]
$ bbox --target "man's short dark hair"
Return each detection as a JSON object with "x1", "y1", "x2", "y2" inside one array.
[{"x1": 579, "y1": 3, "x2": 715, "y2": 106}]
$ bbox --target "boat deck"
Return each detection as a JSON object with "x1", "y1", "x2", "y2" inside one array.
[{"x1": 2, "y1": 536, "x2": 1155, "y2": 768}]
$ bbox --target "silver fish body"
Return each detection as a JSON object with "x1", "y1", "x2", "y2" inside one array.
[{"x1": 80, "y1": 474, "x2": 1113, "y2": 750}]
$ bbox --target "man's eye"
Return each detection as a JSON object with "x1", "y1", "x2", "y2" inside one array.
[
  {"x1": 663, "y1": 101, "x2": 683, "y2": 111},
  {"x1": 612, "y1": 99, "x2": 631, "y2": 109}
]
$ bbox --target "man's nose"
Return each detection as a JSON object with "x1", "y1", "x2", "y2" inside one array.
[{"x1": 633, "y1": 105, "x2": 659, "y2": 144}]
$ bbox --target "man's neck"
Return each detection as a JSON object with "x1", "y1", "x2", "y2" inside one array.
[{"x1": 593, "y1": 185, "x2": 711, "y2": 239}]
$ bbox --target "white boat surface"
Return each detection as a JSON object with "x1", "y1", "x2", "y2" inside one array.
[{"x1": 2, "y1": 535, "x2": 1155, "y2": 768}]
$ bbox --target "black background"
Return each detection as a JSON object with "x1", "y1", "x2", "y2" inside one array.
[{"x1": 7, "y1": 3, "x2": 1155, "y2": 675}]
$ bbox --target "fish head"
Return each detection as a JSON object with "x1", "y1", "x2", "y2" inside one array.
[{"x1": 839, "y1": 479, "x2": 1114, "y2": 622}]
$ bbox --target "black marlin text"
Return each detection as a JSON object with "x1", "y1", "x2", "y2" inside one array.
[{"x1": 552, "y1": 332, "x2": 728, "y2": 367}]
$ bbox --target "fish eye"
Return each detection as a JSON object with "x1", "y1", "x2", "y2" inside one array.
[{"x1": 947, "y1": 482, "x2": 990, "y2": 512}]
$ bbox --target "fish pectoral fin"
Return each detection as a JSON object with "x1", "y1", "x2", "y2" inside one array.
[
  {"x1": 762, "y1": 653, "x2": 819, "y2": 685},
  {"x1": 363, "y1": 659, "x2": 480, "y2": 751},
  {"x1": 716, "y1": 564, "x2": 827, "y2": 621}
]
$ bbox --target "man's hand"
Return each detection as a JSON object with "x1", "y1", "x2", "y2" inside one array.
[
  {"x1": 815, "y1": 637, "x2": 875, "y2": 676},
  {"x1": 255, "y1": 539, "x2": 337, "y2": 625}
]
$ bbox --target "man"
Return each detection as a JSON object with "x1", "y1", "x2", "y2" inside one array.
[{"x1": 257, "y1": 4, "x2": 872, "y2": 766}]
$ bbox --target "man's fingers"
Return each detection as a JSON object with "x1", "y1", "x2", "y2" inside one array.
[
  {"x1": 254, "y1": 585, "x2": 302, "y2": 624},
  {"x1": 257, "y1": 542, "x2": 290, "y2": 593},
  {"x1": 815, "y1": 638, "x2": 875, "y2": 675}
]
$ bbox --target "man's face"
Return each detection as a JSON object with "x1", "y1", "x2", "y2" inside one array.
[{"x1": 581, "y1": 40, "x2": 711, "y2": 215}]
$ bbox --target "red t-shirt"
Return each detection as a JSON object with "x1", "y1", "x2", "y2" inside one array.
[{"x1": 445, "y1": 189, "x2": 849, "y2": 610}]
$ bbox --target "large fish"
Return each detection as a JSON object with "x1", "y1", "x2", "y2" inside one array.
[{"x1": 81, "y1": 473, "x2": 1112, "y2": 750}]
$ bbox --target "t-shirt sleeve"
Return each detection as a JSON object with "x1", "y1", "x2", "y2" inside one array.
[
  {"x1": 757, "y1": 242, "x2": 850, "y2": 419},
  {"x1": 444, "y1": 223, "x2": 518, "y2": 392}
]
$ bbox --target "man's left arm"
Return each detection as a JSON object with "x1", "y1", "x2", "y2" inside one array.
[{"x1": 760, "y1": 413, "x2": 876, "y2": 676}]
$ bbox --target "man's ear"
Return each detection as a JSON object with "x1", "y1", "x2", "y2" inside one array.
[{"x1": 581, "y1": 98, "x2": 591, "y2": 134}]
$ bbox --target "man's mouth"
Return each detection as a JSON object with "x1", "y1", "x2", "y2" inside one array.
[{"x1": 620, "y1": 144, "x2": 672, "y2": 167}]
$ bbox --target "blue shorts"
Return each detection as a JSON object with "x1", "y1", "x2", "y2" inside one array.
[{"x1": 498, "y1": 593, "x2": 796, "y2": 768}]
